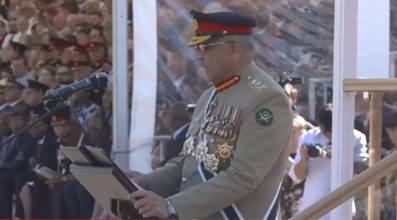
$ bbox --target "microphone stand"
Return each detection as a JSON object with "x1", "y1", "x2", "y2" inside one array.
[
  {"x1": 0, "y1": 102, "x2": 68, "y2": 148},
  {"x1": 0, "y1": 73, "x2": 109, "y2": 148}
]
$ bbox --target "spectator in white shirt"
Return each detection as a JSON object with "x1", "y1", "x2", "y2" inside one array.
[{"x1": 289, "y1": 104, "x2": 368, "y2": 220}]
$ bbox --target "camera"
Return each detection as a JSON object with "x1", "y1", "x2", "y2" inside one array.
[
  {"x1": 306, "y1": 144, "x2": 329, "y2": 158},
  {"x1": 278, "y1": 75, "x2": 303, "y2": 87}
]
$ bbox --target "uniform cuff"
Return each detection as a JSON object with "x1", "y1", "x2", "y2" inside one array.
[{"x1": 168, "y1": 194, "x2": 192, "y2": 220}]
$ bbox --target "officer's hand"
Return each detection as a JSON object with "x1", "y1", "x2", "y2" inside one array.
[
  {"x1": 125, "y1": 170, "x2": 150, "y2": 190},
  {"x1": 131, "y1": 190, "x2": 169, "y2": 219}
]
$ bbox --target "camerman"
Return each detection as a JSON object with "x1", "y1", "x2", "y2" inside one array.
[{"x1": 288, "y1": 104, "x2": 368, "y2": 220}]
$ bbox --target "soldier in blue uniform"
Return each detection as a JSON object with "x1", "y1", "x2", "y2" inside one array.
[
  {"x1": 19, "y1": 106, "x2": 59, "y2": 218},
  {"x1": 0, "y1": 103, "x2": 36, "y2": 218}
]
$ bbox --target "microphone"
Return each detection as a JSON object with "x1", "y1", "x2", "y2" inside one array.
[{"x1": 44, "y1": 72, "x2": 108, "y2": 101}]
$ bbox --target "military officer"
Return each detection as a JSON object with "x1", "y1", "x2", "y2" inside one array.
[
  {"x1": 130, "y1": 10, "x2": 293, "y2": 220},
  {"x1": 22, "y1": 79, "x2": 49, "y2": 109},
  {"x1": 0, "y1": 102, "x2": 36, "y2": 218}
]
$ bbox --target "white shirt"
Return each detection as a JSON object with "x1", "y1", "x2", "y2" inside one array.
[{"x1": 288, "y1": 127, "x2": 367, "y2": 220}]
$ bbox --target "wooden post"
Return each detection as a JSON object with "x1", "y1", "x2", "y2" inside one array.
[{"x1": 367, "y1": 92, "x2": 384, "y2": 220}]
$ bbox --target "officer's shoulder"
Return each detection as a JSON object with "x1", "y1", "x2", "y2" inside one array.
[
  {"x1": 242, "y1": 70, "x2": 289, "y2": 107},
  {"x1": 244, "y1": 64, "x2": 285, "y2": 95}
]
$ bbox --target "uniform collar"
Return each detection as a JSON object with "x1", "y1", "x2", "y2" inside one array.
[
  {"x1": 214, "y1": 62, "x2": 260, "y2": 93},
  {"x1": 215, "y1": 75, "x2": 241, "y2": 92}
]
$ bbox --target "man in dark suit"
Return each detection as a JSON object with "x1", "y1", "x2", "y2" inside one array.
[
  {"x1": 0, "y1": 103, "x2": 36, "y2": 218},
  {"x1": 19, "y1": 106, "x2": 59, "y2": 218},
  {"x1": 162, "y1": 124, "x2": 189, "y2": 165},
  {"x1": 30, "y1": 106, "x2": 58, "y2": 170},
  {"x1": 160, "y1": 103, "x2": 192, "y2": 165},
  {"x1": 50, "y1": 105, "x2": 94, "y2": 218}
]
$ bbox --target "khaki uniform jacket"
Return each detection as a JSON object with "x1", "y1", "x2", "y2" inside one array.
[{"x1": 146, "y1": 63, "x2": 293, "y2": 220}]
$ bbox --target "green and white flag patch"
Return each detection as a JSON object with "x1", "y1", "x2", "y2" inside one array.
[{"x1": 255, "y1": 108, "x2": 273, "y2": 126}]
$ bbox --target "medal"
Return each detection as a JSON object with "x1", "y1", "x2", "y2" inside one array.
[
  {"x1": 182, "y1": 137, "x2": 195, "y2": 156},
  {"x1": 204, "y1": 154, "x2": 219, "y2": 173},
  {"x1": 195, "y1": 142, "x2": 208, "y2": 161},
  {"x1": 216, "y1": 143, "x2": 234, "y2": 160}
]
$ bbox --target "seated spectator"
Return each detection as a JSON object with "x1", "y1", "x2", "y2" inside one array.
[
  {"x1": 0, "y1": 102, "x2": 35, "y2": 218},
  {"x1": 11, "y1": 55, "x2": 33, "y2": 86},
  {"x1": 86, "y1": 40, "x2": 108, "y2": 70},
  {"x1": 4, "y1": 79, "x2": 24, "y2": 103},
  {"x1": 160, "y1": 102, "x2": 192, "y2": 165},
  {"x1": 50, "y1": 105, "x2": 94, "y2": 218},
  {"x1": 22, "y1": 79, "x2": 49, "y2": 109},
  {"x1": 86, "y1": 108, "x2": 111, "y2": 156},
  {"x1": 19, "y1": 106, "x2": 58, "y2": 219},
  {"x1": 55, "y1": 64, "x2": 73, "y2": 85},
  {"x1": 0, "y1": 83, "x2": 5, "y2": 106},
  {"x1": 69, "y1": 46, "x2": 93, "y2": 80},
  {"x1": 36, "y1": 66, "x2": 57, "y2": 89}
]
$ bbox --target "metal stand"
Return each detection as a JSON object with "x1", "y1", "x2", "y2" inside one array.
[{"x1": 0, "y1": 102, "x2": 68, "y2": 147}]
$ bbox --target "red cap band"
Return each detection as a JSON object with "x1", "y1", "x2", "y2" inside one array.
[{"x1": 198, "y1": 22, "x2": 252, "y2": 34}]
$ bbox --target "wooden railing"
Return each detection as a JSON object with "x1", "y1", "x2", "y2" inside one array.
[
  {"x1": 290, "y1": 79, "x2": 397, "y2": 220},
  {"x1": 290, "y1": 150, "x2": 397, "y2": 220}
]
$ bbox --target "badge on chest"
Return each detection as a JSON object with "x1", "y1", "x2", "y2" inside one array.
[
  {"x1": 204, "y1": 104, "x2": 241, "y2": 140},
  {"x1": 182, "y1": 103, "x2": 242, "y2": 173}
]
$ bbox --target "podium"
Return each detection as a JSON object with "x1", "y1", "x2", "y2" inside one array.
[{"x1": 60, "y1": 145, "x2": 143, "y2": 219}]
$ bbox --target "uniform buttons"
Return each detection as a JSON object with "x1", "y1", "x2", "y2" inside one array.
[
  {"x1": 182, "y1": 177, "x2": 187, "y2": 182},
  {"x1": 210, "y1": 138, "x2": 215, "y2": 143}
]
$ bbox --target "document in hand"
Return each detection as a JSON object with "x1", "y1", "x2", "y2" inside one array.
[{"x1": 60, "y1": 145, "x2": 143, "y2": 219}]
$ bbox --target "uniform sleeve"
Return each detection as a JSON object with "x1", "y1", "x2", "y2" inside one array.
[
  {"x1": 144, "y1": 89, "x2": 213, "y2": 197},
  {"x1": 144, "y1": 156, "x2": 184, "y2": 197},
  {"x1": 168, "y1": 89, "x2": 293, "y2": 219}
]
